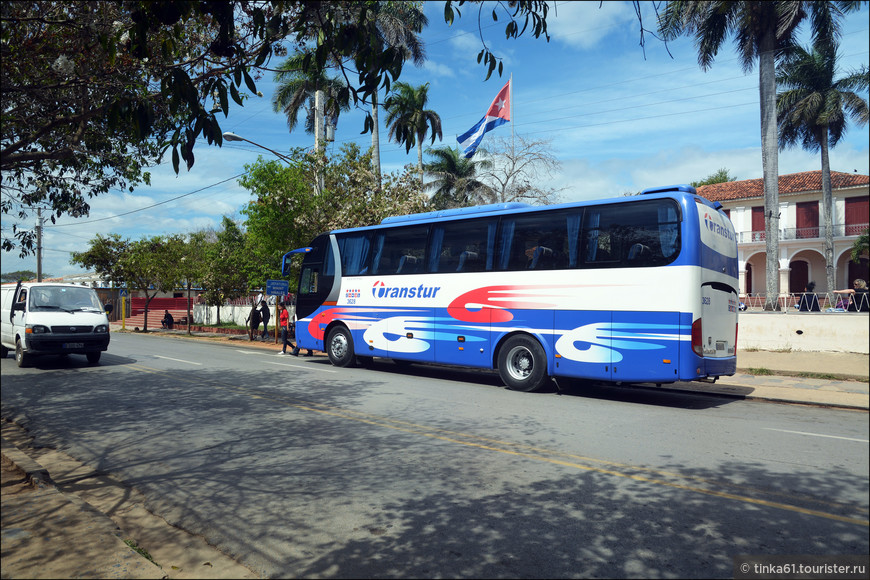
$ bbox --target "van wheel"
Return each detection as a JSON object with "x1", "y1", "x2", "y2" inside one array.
[
  {"x1": 326, "y1": 326, "x2": 356, "y2": 368},
  {"x1": 498, "y1": 335, "x2": 548, "y2": 392},
  {"x1": 15, "y1": 339, "x2": 30, "y2": 368},
  {"x1": 86, "y1": 352, "x2": 101, "y2": 364},
  {"x1": 0, "y1": 345, "x2": 8, "y2": 359}
]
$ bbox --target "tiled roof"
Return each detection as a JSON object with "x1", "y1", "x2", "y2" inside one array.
[{"x1": 696, "y1": 170, "x2": 869, "y2": 202}]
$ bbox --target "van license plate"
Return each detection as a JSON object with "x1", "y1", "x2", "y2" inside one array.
[{"x1": 64, "y1": 343, "x2": 84, "y2": 349}]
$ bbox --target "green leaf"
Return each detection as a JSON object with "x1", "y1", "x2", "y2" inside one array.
[
  {"x1": 230, "y1": 83, "x2": 243, "y2": 106},
  {"x1": 243, "y1": 68, "x2": 257, "y2": 93}
]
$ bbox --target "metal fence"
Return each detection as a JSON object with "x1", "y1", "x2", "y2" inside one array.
[
  {"x1": 740, "y1": 292, "x2": 869, "y2": 312},
  {"x1": 736, "y1": 222, "x2": 868, "y2": 243}
]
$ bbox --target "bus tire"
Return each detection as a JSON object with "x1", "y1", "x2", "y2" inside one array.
[
  {"x1": 326, "y1": 326, "x2": 356, "y2": 368},
  {"x1": 498, "y1": 335, "x2": 548, "y2": 392}
]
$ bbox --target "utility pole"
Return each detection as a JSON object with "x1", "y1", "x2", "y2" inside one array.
[{"x1": 36, "y1": 207, "x2": 43, "y2": 282}]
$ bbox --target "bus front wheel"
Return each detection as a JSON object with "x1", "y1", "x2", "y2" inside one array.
[
  {"x1": 498, "y1": 335, "x2": 548, "y2": 392},
  {"x1": 327, "y1": 326, "x2": 356, "y2": 368}
]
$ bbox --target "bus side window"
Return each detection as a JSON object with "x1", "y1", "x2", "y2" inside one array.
[
  {"x1": 371, "y1": 225, "x2": 428, "y2": 275},
  {"x1": 435, "y1": 218, "x2": 494, "y2": 273},
  {"x1": 337, "y1": 233, "x2": 372, "y2": 276}
]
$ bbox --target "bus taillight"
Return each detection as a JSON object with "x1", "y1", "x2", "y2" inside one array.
[{"x1": 691, "y1": 318, "x2": 703, "y2": 357}]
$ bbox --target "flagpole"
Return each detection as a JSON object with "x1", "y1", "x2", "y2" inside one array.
[{"x1": 510, "y1": 73, "x2": 514, "y2": 160}]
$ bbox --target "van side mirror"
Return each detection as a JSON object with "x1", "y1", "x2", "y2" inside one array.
[
  {"x1": 12, "y1": 301, "x2": 25, "y2": 312},
  {"x1": 104, "y1": 303, "x2": 114, "y2": 313}
]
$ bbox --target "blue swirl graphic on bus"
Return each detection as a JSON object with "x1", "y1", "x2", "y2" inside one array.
[{"x1": 555, "y1": 322, "x2": 687, "y2": 363}]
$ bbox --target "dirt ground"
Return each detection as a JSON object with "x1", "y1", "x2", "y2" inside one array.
[{"x1": 1, "y1": 420, "x2": 260, "y2": 579}]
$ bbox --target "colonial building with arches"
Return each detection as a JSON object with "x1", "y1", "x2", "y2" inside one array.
[{"x1": 697, "y1": 170, "x2": 869, "y2": 302}]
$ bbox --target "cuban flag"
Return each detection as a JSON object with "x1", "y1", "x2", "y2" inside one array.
[{"x1": 457, "y1": 79, "x2": 511, "y2": 158}]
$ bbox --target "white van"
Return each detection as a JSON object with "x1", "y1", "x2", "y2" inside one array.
[{"x1": 1, "y1": 282, "x2": 112, "y2": 367}]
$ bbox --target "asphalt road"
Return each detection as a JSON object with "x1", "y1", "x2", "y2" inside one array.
[{"x1": 2, "y1": 332, "x2": 868, "y2": 578}]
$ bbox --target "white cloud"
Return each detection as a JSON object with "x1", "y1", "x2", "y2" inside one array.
[{"x1": 547, "y1": 1, "x2": 640, "y2": 50}]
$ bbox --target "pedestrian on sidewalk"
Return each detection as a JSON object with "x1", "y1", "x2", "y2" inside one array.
[
  {"x1": 161, "y1": 310, "x2": 174, "y2": 329},
  {"x1": 245, "y1": 302, "x2": 261, "y2": 341},
  {"x1": 277, "y1": 303, "x2": 296, "y2": 355},
  {"x1": 259, "y1": 300, "x2": 271, "y2": 340}
]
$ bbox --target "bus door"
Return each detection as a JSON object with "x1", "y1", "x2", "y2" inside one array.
[{"x1": 293, "y1": 234, "x2": 337, "y2": 351}]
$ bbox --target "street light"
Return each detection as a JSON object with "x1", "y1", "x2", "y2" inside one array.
[
  {"x1": 222, "y1": 132, "x2": 294, "y2": 164},
  {"x1": 223, "y1": 131, "x2": 324, "y2": 197}
]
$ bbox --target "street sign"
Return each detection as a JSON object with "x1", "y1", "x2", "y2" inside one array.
[
  {"x1": 266, "y1": 279, "x2": 289, "y2": 296},
  {"x1": 119, "y1": 289, "x2": 127, "y2": 297}
]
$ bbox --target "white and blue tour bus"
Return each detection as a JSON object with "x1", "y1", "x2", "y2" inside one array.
[{"x1": 281, "y1": 184, "x2": 738, "y2": 392}]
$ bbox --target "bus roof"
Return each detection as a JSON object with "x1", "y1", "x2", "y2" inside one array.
[
  {"x1": 380, "y1": 202, "x2": 531, "y2": 225},
  {"x1": 330, "y1": 185, "x2": 708, "y2": 234}
]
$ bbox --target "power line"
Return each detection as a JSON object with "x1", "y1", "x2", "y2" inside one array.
[{"x1": 45, "y1": 172, "x2": 246, "y2": 228}]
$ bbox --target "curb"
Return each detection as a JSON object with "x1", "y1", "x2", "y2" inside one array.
[{"x1": 1, "y1": 436, "x2": 52, "y2": 487}]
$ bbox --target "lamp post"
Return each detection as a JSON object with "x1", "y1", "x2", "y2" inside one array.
[
  {"x1": 223, "y1": 131, "x2": 323, "y2": 197},
  {"x1": 222, "y1": 132, "x2": 294, "y2": 164}
]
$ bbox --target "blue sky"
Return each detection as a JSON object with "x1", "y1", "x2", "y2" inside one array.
[{"x1": 4, "y1": 1, "x2": 869, "y2": 279}]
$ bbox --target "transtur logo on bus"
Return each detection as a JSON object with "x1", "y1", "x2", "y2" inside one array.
[
  {"x1": 704, "y1": 213, "x2": 735, "y2": 241},
  {"x1": 372, "y1": 281, "x2": 441, "y2": 299}
]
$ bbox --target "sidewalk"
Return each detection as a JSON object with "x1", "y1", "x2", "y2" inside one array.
[{"x1": 3, "y1": 342, "x2": 867, "y2": 579}]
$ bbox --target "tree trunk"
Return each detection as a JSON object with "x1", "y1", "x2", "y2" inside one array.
[
  {"x1": 759, "y1": 30, "x2": 780, "y2": 311},
  {"x1": 820, "y1": 127, "x2": 835, "y2": 295},
  {"x1": 417, "y1": 141, "x2": 424, "y2": 188},
  {"x1": 372, "y1": 92, "x2": 382, "y2": 190}
]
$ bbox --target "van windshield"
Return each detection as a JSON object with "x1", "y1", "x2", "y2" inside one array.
[{"x1": 28, "y1": 286, "x2": 103, "y2": 312}]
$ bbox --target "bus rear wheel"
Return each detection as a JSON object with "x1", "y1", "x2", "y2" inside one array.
[
  {"x1": 326, "y1": 326, "x2": 356, "y2": 368},
  {"x1": 498, "y1": 335, "x2": 548, "y2": 392}
]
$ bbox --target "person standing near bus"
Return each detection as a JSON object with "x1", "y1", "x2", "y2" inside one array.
[
  {"x1": 259, "y1": 300, "x2": 271, "y2": 340},
  {"x1": 277, "y1": 303, "x2": 293, "y2": 354}
]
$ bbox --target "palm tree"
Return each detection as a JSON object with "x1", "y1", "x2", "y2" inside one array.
[
  {"x1": 360, "y1": 2, "x2": 428, "y2": 187},
  {"x1": 659, "y1": 1, "x2": 860, "y2": 310},
  {"x1": 423, "y1": 146, "x2": 493, "y2": 210},
  {"x1": 384, "y1": 82, "x2": 443, "y2": 186},
  {"x1": 777, "y1": 43, "x2": 869, "y2": 294},
  {"x1": 271, "y1": 52, "x2": 350, "y2": 140}
]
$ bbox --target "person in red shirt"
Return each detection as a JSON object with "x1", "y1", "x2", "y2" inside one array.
[{"x1": 277, "y1": 303, "x2": 295, "y2": 355}]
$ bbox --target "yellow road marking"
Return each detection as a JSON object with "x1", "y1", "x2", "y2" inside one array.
[{"x1": 131, "y1": 364, "x2": 869, "y2": 526}]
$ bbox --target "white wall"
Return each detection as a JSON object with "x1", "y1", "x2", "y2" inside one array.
[{"x1": 738, "y1": 312, "x2": 869, "y2": 354}]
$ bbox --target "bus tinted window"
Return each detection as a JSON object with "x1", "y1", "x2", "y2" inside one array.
[
  {"x1": 371, "y1": 226, "x2": 429, "y2": 275},
  {"x1": 581, "y1": 200, "x2": 681, "y2": 268},
  {"x1": 337, "y1": 232, "x2": 372, "y2": 276},
  {"x1": 430, "y1": 218, "x2": 497, "y2": 273},
  {"x1": 497, "y1": 211, "x2": 570, "y2": 271}
]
